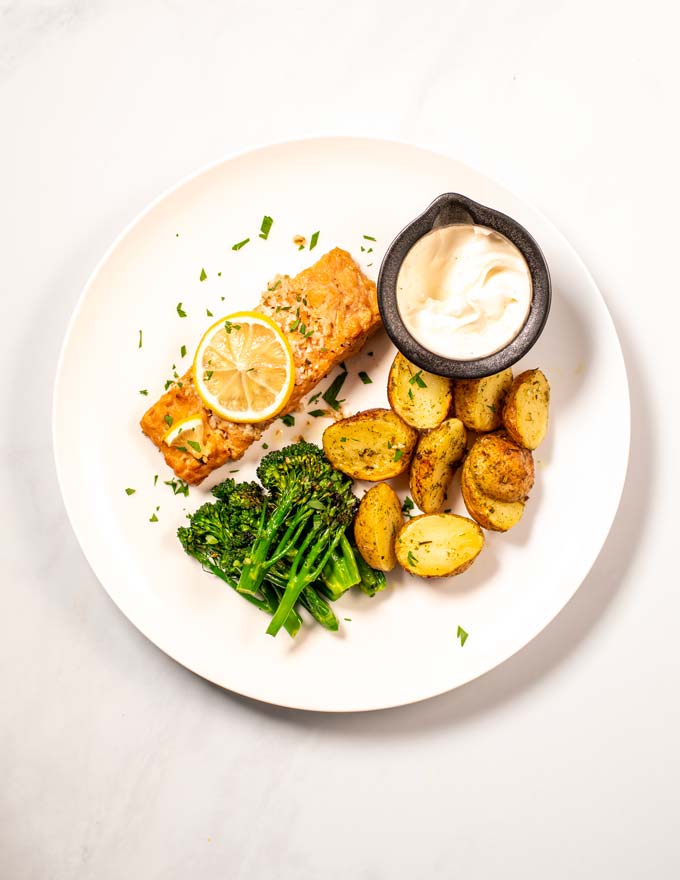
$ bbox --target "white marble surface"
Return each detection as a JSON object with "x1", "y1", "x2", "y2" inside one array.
[{"x1": 2, "y1": 1, "x2": 679, "y2": 877}]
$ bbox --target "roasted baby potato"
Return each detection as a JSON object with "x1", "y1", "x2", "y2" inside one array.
[
  {"x1": 454, "y1": 368, "x2": 513, "y2": 432},
  {"x1": 461, "y1": 458, "x2": 524, "y2": 532},
  {"x1": 322, "y1": 408, "x2": 418, "y2": 481},
  {"x1": 466, "y1": 432, "x2": 534, "y2": 502},
  {"x1": 395, "y1": 513, "x2": 484, "y2": 578},
  {"x1": 387, "y1": 352, "x2": 454, "y2": 430},
  {"x1": 409, "y1": 418, "x2": 467, "y2": 514},
  {"x1": 502, "y1": 369, "x2": 550, "y2": 450},
  {"x1": 353, "y1": 483, "x2": 402, "y2": 571}
]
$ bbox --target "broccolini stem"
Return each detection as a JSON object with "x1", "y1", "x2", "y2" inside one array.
[
  {"x1": 264, "y1": 512, "x2": 312, "y2": 567},
  {"x1": 320, "y1": 533, "x2": 361, "y2": 599},
  {"x1": 236, "y1": 499, "x2": 294, "y2": 596},
  {"x1": 299, "y1": 586, "x2": 339, "y2": 631},
  {"x1": 355, "y1": 553, "x2": 387, "y2": 597},
  {"x1": 201, "y1": 560, "x2": 271, "y2": 611},
  {"x1": 201, "y1": 561, "x2": 301, "y2": 638},
  {"x1": 260, "y1": 581, "x2": 302, "y2": 637},
  {"x1": 266, "y1": 526, "x2": 345, "y2": 637}
]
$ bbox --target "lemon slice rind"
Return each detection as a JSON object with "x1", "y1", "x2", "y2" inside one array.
[{"x1": 192, "y1": 311, "x2": 295, "y2": 424}]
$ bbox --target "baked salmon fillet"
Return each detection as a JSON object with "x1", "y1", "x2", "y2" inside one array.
[{"x1": 140, "y1": 248, "x2": 380, "y2": 484}]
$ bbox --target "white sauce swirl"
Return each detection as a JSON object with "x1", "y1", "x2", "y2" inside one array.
[{"x1": 396, "y1": 224, "x2": 532, "y2": 360}]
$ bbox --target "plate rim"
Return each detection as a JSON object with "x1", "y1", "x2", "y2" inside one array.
[{"x1": 52, "y1": 135, "x2": 631, "y2": 712}]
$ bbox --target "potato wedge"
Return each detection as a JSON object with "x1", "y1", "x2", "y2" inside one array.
[
  {"x1": 461, "y1": 458, "x2": 524, "y2": 532},
  {"x1": 502, "y1": 369, "x2": 550, "y2": 450},
  {"x1": 454, "y1": 368, "x2": 513, "y2": 432},
  {"x1": 395, "y1": 513, "x2": 484, "y2": 577},
  {"x1": 387, "y1": 352, "x2": 454, "y2": 429},
  {"x1": 466, "y1": 432, "x2": 534, "y2": 502},
  {"x1": 353, "y1": 483, "x2": 402, "y2": 571},
  {"x1": 322, "y1": 408, "x2": 418, "y2": 480},
  {"x1": 409, "y1": 418, "x2": 467, "y2": 514}
]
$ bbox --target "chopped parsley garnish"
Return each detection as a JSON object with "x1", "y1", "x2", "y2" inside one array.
[
  {"x1": 308, "y1": 391, "x2": 322, "y2": 404},
  {"x1": 393, "y1": 449, "x2": 404, "y2": 462},
  {"x1": 180, "y1": 345, "x2": 187, "y2": 358},
  {"x1": 407, "y1": 551, "x2": 419, "y2": 567},
  {"x1": 153, "y1": 475, "x2": 158, "y2": 486},
  {"x1": 206, "y1": 308, "x2": 213, "y2": 317},
  {"x1": 290, "y1": 317, "x2": 300, "y2": 331},
  {"x1": 149, "y1": 513, "x2": 159, "y2": 522},
  {"x1": 456, "y1": 625, "x2": 468, "y2": 647},
  {"x1": 262, "y1": 443, "x2": 269, "y2": 449},
  {"x1": 229, "y1": 469, "x2": 239, "y2": 474},
  {"x1": 138, "y1": 329, "x2": 143, "y2": 349},
  {"x1": 139, "y1": 389, "x2": 149, "y2": 396},
  {"x1": 232, "y1": 238, "x2": 250, "y2": 250},
  {"x1": 176, "y1": 302, "x2": 187, "y2": 317},
  {"x1": 177, "y1": 446, "x2": 188, "y2": 453},
  {"x1": 487, "y1": 404, "x2": 497, "y2": 413},
  {"x1": 164, "y1": 478, "x2": 190, "y2": 497},
  {"x1": 344, "y1": 617, "x2": 352, "y2": 622},
  {"x1": 409, "y1": 370, "x2": 427, "y2": 388},
  {"x1": 187, "y1": 440, "x2": 202, "y2": 453},
  {"x1": 124, "y1": 488, "x2": 136, "y2": 496},
  {"x1": 205, "y1": 370, "x2": 214, "y2": 381},
  {"x1": 363, "y1": 234, "x2": 376, "y2": 241},
  {"x1": 200, "y1": 268, "x2": 207, "y2": 282},
  {"x1": 218, "y1": 272, "x2": 222, "y2": 277},
  {"x1": 401, "y1": 496, "x2": 415, "y2": 518},
  {"x1": 259, "y1": 215, "x2": 273, "y2": 240},
  {"x1": 407, "y1": 388, "x2": 414, "y2": 400},
  {"x1": 224, "y1": 320, "x2": 241, "y2": 334},
  {"x1": 309, "y1": 409, "x2": 326, "y2": 417},
  {"x1": 267, "y1": 280, "x2": 282, "y2": 292},
  {"x1": 309, "y1": 230, "x2": 320, "y2": 250},
  {"x1": 281, "y1": 414, "x2": 295, "y2": 427},
  {"x1": 358, "y1": 371, "x2": 372, "y2": 384},
  {"x1": 322, "y1": 370, "x2": 348, "y2": 411},
  {"x1": 164, "y1": 414, "x2": 173, "y2": 427},
  {"x1": 367, "y1": 351, "x2": 374, "y2": 357}
]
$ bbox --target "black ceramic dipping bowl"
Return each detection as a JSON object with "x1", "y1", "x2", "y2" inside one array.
[{"x1": 377, "y1": 193, "x2": 551, "y2": 379}]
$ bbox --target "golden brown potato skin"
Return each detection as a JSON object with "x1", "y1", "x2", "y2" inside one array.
[
  {"x1": 353, "y1": 483, "x2": 403, "y2": 572},
  {"x1": 409, "y1": 418, "x2": 467, "y2": 514},
  {"x1": 461, "y1": 458, "x2": 524, "y2": 532},
  {"x1": 387, "y1": 352, "x2": 454, "y2": 430},
  {"x1": 502, "y1": 369, "x2": 550, "y2": 450},
  {"x1": 322, "y1": 408, "x2": 418, "y2": 481},
  {"x1": 466, "y1": 432, "x2": 534, "y2": 502},
  {"x1": 454, "y1": 369, "x2": 513, "y2": 432},
  {"x1": 395, "y1": 513, "x2": 484, "y2": 578}
]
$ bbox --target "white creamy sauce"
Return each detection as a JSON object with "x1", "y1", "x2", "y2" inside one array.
[{"x1": 396, "y1": 224, "x2": 532, "y2": 360}]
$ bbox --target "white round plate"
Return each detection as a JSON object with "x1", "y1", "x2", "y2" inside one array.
[{"x1": 53, "y1": 137, "x2": 629, "y2": 712}]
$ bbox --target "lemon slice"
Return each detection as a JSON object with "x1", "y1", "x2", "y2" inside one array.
[
  {"x1": 193, "y1": 311, "x2": 295, "y2": 423},
  {"x1": 163, "y1": 416, "x2": 204, "y2": 458}
]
